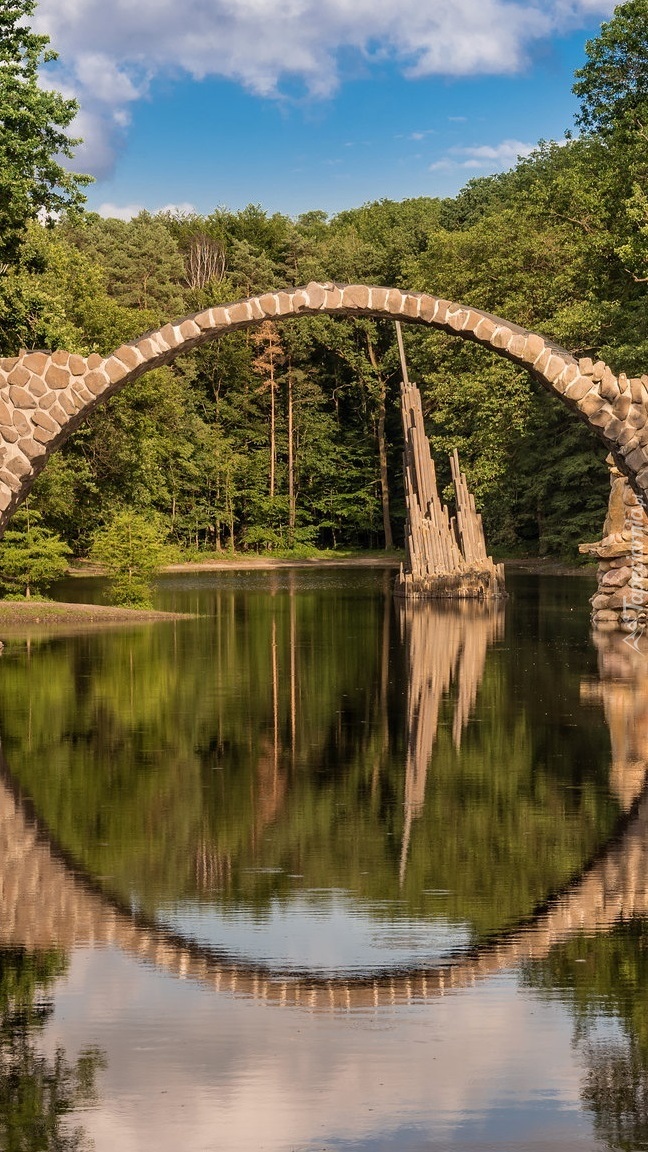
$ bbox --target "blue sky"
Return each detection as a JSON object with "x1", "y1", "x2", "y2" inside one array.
[{"x1": 35, "y1": 0, "x2": 618, "y2": 219}]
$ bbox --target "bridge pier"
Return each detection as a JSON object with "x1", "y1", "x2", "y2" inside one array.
[{"x1": 581, "y1": 458, "x2": 648, "y2": 636}]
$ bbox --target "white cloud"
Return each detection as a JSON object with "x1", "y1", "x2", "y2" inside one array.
[
  {"x1": 33, "y1": 0, "x2": 616, "y2": 178},
  {"x1": 429, "y1": 138, "x2": 536, "y2": 172},
  {"x1": 96, "y1": 202, "x2": 144, "y2": 220},
  {"x1": 96, "y1": 200, "x2": 196, "y2": 220}
]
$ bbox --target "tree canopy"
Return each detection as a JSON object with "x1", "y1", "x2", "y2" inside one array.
[{"x1": 3, "y1": 3, "x2": 648, "y2": 561}]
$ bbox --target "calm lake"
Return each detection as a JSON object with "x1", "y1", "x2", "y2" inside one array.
[{"x1": 1, "y1": 565, "x2": 646, "y2": 1151}]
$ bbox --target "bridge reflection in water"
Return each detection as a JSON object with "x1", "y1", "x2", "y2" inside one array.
[{"x1": 0, "y1": 601, "x2": 646, "y2": 1013}]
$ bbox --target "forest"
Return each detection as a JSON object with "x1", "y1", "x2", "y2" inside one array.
[{"x1": 2, "y1": 0, "x2": 648, "y2": 560}]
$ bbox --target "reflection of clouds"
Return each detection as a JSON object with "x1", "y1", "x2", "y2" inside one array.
[
  {"x1": 42, "y1": 948, "x2": 595, "y2": 1151},
  {"x1": 158, "y1": 893, "x2": 471, "y2": 974}
]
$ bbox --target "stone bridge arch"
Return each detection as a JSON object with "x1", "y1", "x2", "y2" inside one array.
[
  {"x1": 2, "y1": 754, "x2": 648, "y2": 1012},
  {"x1": 0, "y1": 282, "x2": 645, "y2": 531}
]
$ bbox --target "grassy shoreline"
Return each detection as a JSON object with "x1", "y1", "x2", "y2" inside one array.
[{"x1": 0, "y1": 600, "x2": 191, "y2": 631}]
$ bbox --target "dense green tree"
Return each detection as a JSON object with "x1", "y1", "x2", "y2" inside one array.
[
  {"x1": 0, "y1": 505, "x2": 70, "y2": 598},
  {"x1": 90, "y1": 509, "x2": 168, "y2": 607},
  {"x1": 0, "y1": 0, "x2": 89, "y2": 264}
]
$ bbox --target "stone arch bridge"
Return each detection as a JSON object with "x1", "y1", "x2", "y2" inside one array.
[
  {"x1": 0, "y1": 282, "x2": 646, "y2": 530},
  {"x1": 1, "y1": 750, "x2": 647, "y2": 1013}
]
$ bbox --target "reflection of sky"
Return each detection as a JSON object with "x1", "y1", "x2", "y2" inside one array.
[
  {"x1": 156, "y1": 891, "x2": 472, "y2": 974},
  {"x1": 42, "y1": 947, "x2": 605, "y2": 1152}
]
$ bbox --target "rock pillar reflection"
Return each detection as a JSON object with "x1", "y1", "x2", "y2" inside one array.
[{"x1": 397, "y1": 600, "x2": 505, "y2": 883}]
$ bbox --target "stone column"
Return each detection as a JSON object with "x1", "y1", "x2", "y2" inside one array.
[{"x1": 580, "y1": 457, "x2": 648, "y2": 634}]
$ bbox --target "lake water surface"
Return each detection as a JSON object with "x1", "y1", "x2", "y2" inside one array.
[{"x1": 1, "y1": 567, "x2": 647, "y2": 1151}]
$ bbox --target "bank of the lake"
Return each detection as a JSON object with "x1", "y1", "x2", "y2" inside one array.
[{"x1": 0, "y1": 600, "x2": 191, "y2": 631}]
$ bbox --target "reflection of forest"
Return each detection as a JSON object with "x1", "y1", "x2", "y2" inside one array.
[
  {"x1": 0, "y1": 574, "x2": 621, "y2": 941},
  {"x1": 528, "y1": 631, "x2": 648, "y2": 1152},
  {"x1": 0, "y1": 948, "x2": 103, "y2": 1150}
]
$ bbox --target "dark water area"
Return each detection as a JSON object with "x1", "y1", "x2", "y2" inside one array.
[{"x1": 1, "y1": 567, "x2": 647, "y2": 1150}]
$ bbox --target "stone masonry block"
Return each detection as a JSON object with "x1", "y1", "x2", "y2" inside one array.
[
  {"x1": 369, "y1": 287, "x2": 390, "y2": 312},
  {"x1": 27, "y1": 377, "x2": 47, "y2": 398},
  {"x1": 48, "y1": 403, "x2": 68, "y2": 426},
  {"x1": 417, "y1": 295, "x2": 438, "y2": 323},
  {"x1": 248, "y1": 297, "x2": 266, "y2": 321},
  {"x1": 618, "y1": 425, "x2": 638, "y2": 448},
  {"x1": 32, "y1": 410, "x2": 58, "y2": 434},
  {"x1": 544, "y1": 355, "x2": 567, "y2": 384},
  {"x1": 67, "y1": 355, "x2": 85, "y2": 376},
  {"x1": 385, "y1": 288, "x2": 405, "y2": 314},
  {"x1": 323, "y1": 286, "x2": 344, "y2": 309},
  {"x1": 18, "y1": 437, "x2": 42, "y2": 461},
  {"x1": 8, "y1": 386, "x2": 33, "y2": 409},
  {"x1": 8, "y1": 366, "x2": 30, "y2": 387},
  {"x1": 491, "y1": 326, "x2": 513, "y2": 350},
  {"x1": 343, "y1": 285, "x2": 371, "y2": 310},
  {"x1": 58, "y1": 393, "x2": 77, "y2": 416},
  {"x1": 534, "y1": 348, "x2": 553, "y2": 374},
  {"x1": 45, "y1": 365, "x2": 70, "y2": 389},
  {"x1": 602, "y1": 415, "x2": 625, "y2": 440},
  {"x1": 613, "y1": 393, "x2": 632, "y2": 420},
  {"x1": 85, "y1": 371, "x2": 109, "y2": 396},
  {"x1": 227, "y1": 302, "x2": 253, "y2": 324},
  {"x1": 624, "y1": 445, "x2": 648, "y2": 473},
  {"x1": 628, "y1": 405, "x2": 647, "y2": 430},
  {"x1": 159, "y1": 324, "x2": 180, "y2": 347},
  {"x1": 104, "y1": 358, "x2": 127, "y2": 384},
  {"x1": 0, "y1": 467, "x2": 22, "y2": 491},
  {"x1": 258, "y1": 295, "x2": 279, "y2": 317},
  {"x1": 446, "y1": 309, "x2": 467, "y2": 331},
  {"x1": 401, "y1": 294, "x2": 421, "y2": 319},
  {"x1": 305, "y1": 282, "x2": 327, "y2": 309},
  {"x1": 11, "y1": 412, "x2": 30, "y2": 436},
  {"x1": 114, "y1": 345, "x2": 142, "y2": 369},
  {"x1": 473, "y1": 317, "x2": 496, "y2": 342},
  {"x1": 33, "y1": 426, "x2": 55, "y2": 445},
  {"x1": 276, "y1": 292, "x2": 294, "y2": 315},
  {"x1": 136, "y1": 339, "x2": 158, "y2": 359},
  {"x1": 22, "y1": 352, "x2": 49, "y2": 374},
  {"x1": 5, "y1": 454, "x2": 31, "y2": 479},
  {"x1": 631, "y1": 378, "x2": 647, "y2": 404},
  {"x1": 521, "y1": 334, "x2": 546, "y2": 363},
  {"x1": 565, "y1": 376, "x2": 595, "y2": 402},
  {"x1": 599, "y1": 375, "x2": 619, "y2": 402},
  {"x1": 589, "y1": 406, "x2": 615, "y2": 429},
  {"x1": 506, "y1": 334, "x2": 527, "y2": 358}
]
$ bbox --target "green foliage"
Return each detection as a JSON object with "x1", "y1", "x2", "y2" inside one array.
[
  {"x1": 0, "y1": 506, "x2": 70, "y2": 598},
  {"x1": 90, "y1": 509, "x2": 168, "y2": 607},
  {"x1": 0, "y1": 948, "x2": 103, "y2": 1151},
  {"x1": 574, "y1": 0, "x2": 648, "y2": 139},
  {"x1": 8, "y1": 2, "x2": 648, "y2": 558},
  {"x1": 0, "y1": 573, "x2": 618, "y2": 930},
  {"x1": 0, "y1": 0, "x2": 89, "y2": 263}
]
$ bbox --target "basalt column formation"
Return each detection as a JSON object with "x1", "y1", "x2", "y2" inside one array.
[{"x1": 394, "y1": 377, "x2": 505, "y2": 600}]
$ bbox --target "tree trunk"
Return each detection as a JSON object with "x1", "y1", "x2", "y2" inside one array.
[
  {"x1": 288, "y1": 368, "x2": 295, "y2": 545},
  {"x1": 270, "y1": 360, "x2": 276, "y2": 500},
  {"x1": 366, "y1": 336, "x2": 394, "y2": 550}
]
